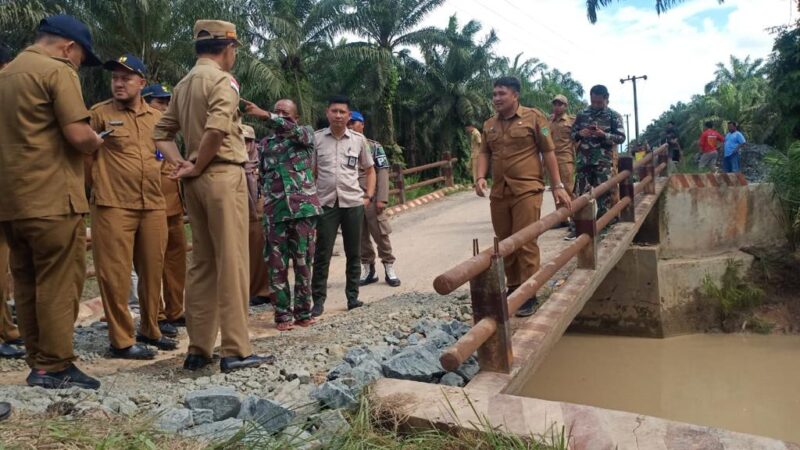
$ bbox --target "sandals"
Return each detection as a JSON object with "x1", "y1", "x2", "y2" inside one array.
[
  {"x1": 294, "y1": 318, "x2": 316, "y2": 327},
  {"x1": 276, "y1": 321, "x2": 295, "y2": 332}
]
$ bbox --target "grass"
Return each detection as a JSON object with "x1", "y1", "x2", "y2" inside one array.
[{"x1": 702, "y1": 259, "x2": 765, "y2": 317}]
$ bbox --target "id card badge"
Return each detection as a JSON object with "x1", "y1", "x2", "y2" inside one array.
[{"x1": 346, "y1": 156, "x2": 358, "y2": 169}]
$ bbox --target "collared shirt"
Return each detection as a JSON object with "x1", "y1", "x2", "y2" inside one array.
[
  {"x1": 261, "y1": 115, "x2": 321, "y2": 223},
  {"x1": 160, "y1": 162, "x2": 183, "y2": 216},
  {"x1": 724, "y1": 131, "x2": 746, "y2": 157},
  {"x1": 314, "y1": 128, "x2": 374, "y2": 208},
  {"x1": 571, "y1": 106, "x2": 626, "y2": 169},
  {"x1": 152, "y1": 58, "x2": 246, "y2": 164},
  {"x1": 550, "y1": 113, "x2": 576, "y2": 165},
  {"x1": 468, "y1": 128, "x2": 482, "y2": 181},
  {"x1": 480, "y1": 105, "x2": 555, "y2": 199},
  {"x1": 0, "y1": 45, "x2": 92, "y2": 221},
  {"x1": 88, "y1": 99, "x2": 165, "y2": 210},
  {"x1": 359, "y1": 139, "x2": 390, "y2": 204}
]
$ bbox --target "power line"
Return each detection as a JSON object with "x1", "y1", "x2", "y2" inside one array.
[{"x1": 498, "y1": 0, "x2": 583, "y2": 50}]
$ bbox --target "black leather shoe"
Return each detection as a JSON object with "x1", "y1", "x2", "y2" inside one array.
[
  {"x1": 220, "y1": 354, "x2": 276, "y2": 373},
  {"x1": 249, "y1": 295, "x2": 271, "y2": 307},
  {"x1": 0, "y1": 342, "x2": 25, "y2": 359},
  {"x1": 136, "y1": 334, "x2": 178, "y2": 351},
  {"x1": 347, "y1": 299, "x2": 364, "y2": 311},
  {"x1": 26, "y1": 364, "x2": 100, "y2": 390},
  {"x1": 5, "y1": 337, "x2": 23, "y2": 346},
  {"x1": 0, "y1": 402, "x2": 10, "y2": 422},
  {"x1": 515, "y1": 297, "x2": 539, "y2": 317},
  {"x1": 183, "y1": 354, "x2": 212, "y2": 371},
  {"x1": 311, "y1": 302, "x2": 324, "y2": 318},
  {"x1": 157, "y1": 321, "x2": 178, "y2": 338},
  {"x1": 109, "y1": 344, "x2": 157, "y2": 360},
  {"x1": 169, "y1": 316, "x2": 186, "y2": 327}
]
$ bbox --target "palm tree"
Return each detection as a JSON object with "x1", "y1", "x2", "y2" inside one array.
[
  {"x1": 238, "y1": 0, "x2": 344, "y2": 123},
  {"x1": 704, "y1": 55, "x2": 766, "y2": 93},
  {"x1": 413, "y1": 16, "x2": 496, "y2": 166},
  {"x1": 585, "y1": 0, "x2": 724, "y2": 24},
  {"x1": 336, "y1": 0, "x2": 447, "y2": 161}
]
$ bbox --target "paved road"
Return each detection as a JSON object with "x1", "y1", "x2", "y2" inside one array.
[{"x1": 322, "y1": 189, "x2": 566, "y2": 314}]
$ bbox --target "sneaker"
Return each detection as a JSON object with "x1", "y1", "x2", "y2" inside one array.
[
  {"x1": 359, "y1": 263, "x2": 378, "y2": 286},
  {"x1": 26, "y1": 364, "x2": 101, "y2": 390},
  {"x1": 383, "y1": 262, "x2": 401, "y2": 287},
  {"x1": 515, "y1": 297, "x2": 539, "y2": 317},
  {"x1": 563, "y1": 231, "x2": 577, "y2": 241}
]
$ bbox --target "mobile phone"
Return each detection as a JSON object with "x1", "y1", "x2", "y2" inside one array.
[{"x1": 99, "y1": 129, "x2": 114, "y2": 138}]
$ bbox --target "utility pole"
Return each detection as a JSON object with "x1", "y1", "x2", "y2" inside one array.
[
  {"x1": 624, "y1": 114, "x2": 631, "y2": 152},
  {"x1": 620, "y1": 75, "x2": 647, "y2": 141}
]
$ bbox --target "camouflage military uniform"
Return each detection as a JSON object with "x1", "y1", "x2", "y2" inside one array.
[
  {"x1": 260, "y1": 115, "x2": 322, "y2": 324},
  {"x1": 571, "y1": 106, "x2": 626, "y2": 219}
]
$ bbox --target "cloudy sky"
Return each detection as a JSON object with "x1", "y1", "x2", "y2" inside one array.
[{"x1": 419, "y1": 0, "x2": 797, "y2": 135}]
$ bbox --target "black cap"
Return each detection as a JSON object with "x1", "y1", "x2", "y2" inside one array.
[
  {"x1": 37, "y1": 14, "x2": 102, "y2": 66},
  {"x1": 103, "y1": 53, "x2": 147, "y2": 77}
]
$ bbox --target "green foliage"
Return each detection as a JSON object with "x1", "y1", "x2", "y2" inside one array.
[
  {"x1": 702, "y1": 259, "x2": 764, "y2": 318},
  {"x1": 765, "y1": 141, "x2": 800, "y2": 246}
]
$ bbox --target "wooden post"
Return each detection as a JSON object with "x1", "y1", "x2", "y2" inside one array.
[
  {"x1": 658, "y1": 149, "x2": 670, "y2": 177},
  {"x1": 469, "y1": 238, "x2": 512, "y2": 373},
  {"x1": 574, "y1": 199, "x2": 597, "y2": 269},
  {"x1": 619, "y1": 156, "x2": 635, "y2": 223},
  {"x1": 442, "y1": 151, "x2": 454, "y2": 188},
  {"x1": 392, "y1": 163, "x2": 406, "y2": 204},
  {"x1": 645, "y1": 151, "x2": 656, "y2": 195}
]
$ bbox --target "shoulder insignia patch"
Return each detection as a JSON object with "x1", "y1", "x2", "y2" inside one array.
[
  {"x1": 229, "y1": 76, "x2": 240, "y2": 95},
  {"x1": 541, "y1": 127, "x2": 550, "y2": 137}
]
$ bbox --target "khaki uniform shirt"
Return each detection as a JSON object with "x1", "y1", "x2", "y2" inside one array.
[
  {"x1": 0, "y1": 45, "x2": 92, "y2": 221},
  {"x1": 314, "y1": 128, "x2": 374, "y2": 208},
  {"x1": 468, "y1": 128, "x2": 482, "y2": 181},
  {"x1": 480, "y1": 105, "x2": 555, "y2": 199},
  {"x1": 89, "y1": 99, "x2": 165, "y2": 210},
  {"x1": 160, "y1": 162, "x2": 183, "y2": 216},
  {"x1": 550, "y1": 113, "x2": 576, "y2": 165},
  {"x1": 152, "y1": 58, "x2": 246, "y2": 164}
]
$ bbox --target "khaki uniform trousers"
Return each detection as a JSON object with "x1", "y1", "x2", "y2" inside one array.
[
  {"x1": 249, "y1": 198, "x2": 271, "y2": 299},
  {"x1": 159, "y1": 213, "x2": 186, "y2": 322},
  {"x1": 361, "y1": 202, "x2": 395, "y2": 265},
  {"x1": 1, "y1": 214, "x2": 84, "y2": 371},
  {"x1": 0, "y1": 237, "x2": 21, "y2": 343},
  {"x1": 489, "y1": 189, "x2": 543, "y2": 287},
  {"x1": 92, "y1": 206, "x2": 167, "y2": 349},
  {"x1": 183, "y1": 164, "x2": 252, "y2": 359},
  {"x1": 558, "y1": 160, "x2": 576, "y2": 198}
]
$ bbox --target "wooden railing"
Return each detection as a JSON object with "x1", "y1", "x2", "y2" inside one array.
[
  {"x1": 433, "y1": 145, "x2": 670, "y2": 374},
  {"x1": 390, "y1": 152, "x2": 457, "y2": 204}
]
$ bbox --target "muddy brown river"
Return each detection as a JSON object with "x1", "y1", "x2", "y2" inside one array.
[{"x1": 520, "y1": 334, "x2": 800, "y2": 443}]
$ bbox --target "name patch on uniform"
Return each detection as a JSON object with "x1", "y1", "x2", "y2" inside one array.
[
  {"x1": 541, "y1": 127, "x2": 550, "y2": 137},
  {"x1": 109, "y1": 120, "x2": 123, "y2": 126}
]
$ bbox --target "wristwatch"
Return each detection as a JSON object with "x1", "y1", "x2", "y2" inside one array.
[{"x1": 553, "y1": 182, "x2": 565, "y2": 190}]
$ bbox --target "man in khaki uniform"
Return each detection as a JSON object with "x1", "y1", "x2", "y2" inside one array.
[
  {"x1": 475, "y1": 77, "x2": 572, "y2": 317},
  {"x1": 549, "y1": 94, "x2": 577, "y2": 232},
  {"x1": 0, "y1": 45, "x2": 25, "y2": 361},
  {"x1": 154, "y1": 20, "x2": 272, "y2": 373},
  {"x1": 142, "y1": 83, "x2": 186, "y2": 330},
  {"x1": 347, "y1": 112, "x2": 400, "y2": 288},
  {"x1": 243, "y1": 125, "x2": 272, "y2": 306},
  {"x1": 0, "y1": 15, "x2": 103, "y2": 389},
  {"x1": 88, "y1": 54, "x2": 175, "y2": 359},
  {"x1": 465, "y1": 124, "x2": 482, "y2": 184}
]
